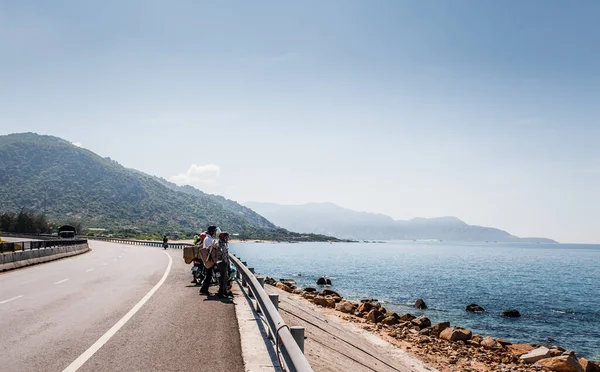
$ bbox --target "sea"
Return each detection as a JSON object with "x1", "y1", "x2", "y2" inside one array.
[{"x1": 230, "y1": 241, "x2": 600, "y2": 360}]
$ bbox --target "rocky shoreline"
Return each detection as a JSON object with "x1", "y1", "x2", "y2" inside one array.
[{"x1": 267, "y1": 278, "x2": 600, "y2": 372}]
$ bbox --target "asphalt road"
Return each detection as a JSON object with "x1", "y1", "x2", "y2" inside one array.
[{"x1": 0, "y1": 240, "x2": 244, "y2": 372}]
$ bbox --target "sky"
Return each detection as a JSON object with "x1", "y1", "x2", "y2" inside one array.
[{"x1": 1, "y1": 1, "x2": 599, "y2": 243}]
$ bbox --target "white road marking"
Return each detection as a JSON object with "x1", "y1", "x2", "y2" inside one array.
[
  {"x1": 86, "y1": 268, "x2": 95, "y2": 272},
  {"x1": 54, "y1": 279, "x2": 69, "y2": 285},
  {"x1": 0, "y1": 295, "x2": 24, "y2": 304},
  {"x1": 62, "y1": 251, "x2": 173, "y2": 372}
]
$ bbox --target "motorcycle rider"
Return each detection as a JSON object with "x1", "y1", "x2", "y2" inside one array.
[
  {"x1": 163, "y1": 234, "x2": 168, "y2": 249},
  {"x1": 199, "y1": 226, "x2": 218, "y2": 295}
]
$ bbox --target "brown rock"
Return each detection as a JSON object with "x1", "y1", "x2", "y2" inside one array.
[
  {"x1": 384, "y1": 312, "x2": 400, "y2": 319},
  {"x1": 411, "y1": 316, "x2": 431, "y2": 330},
  {"x1": 466, "y1": 304, "x2": 486, "y2": 312},
  {"x1": 358, "y1": 302, "x2": 374, "y2": 313},
  {"x1": 430, "y1": 321, "x2": 450, "y2": 337},
  {"x1": 275, "y1": 282, "x2": 293, "y2": 293},
  {"x1": 496, "y1": 338, "x2": 512, "y2": 346},
  {"x1": 335, "y1": 301, "x2": 355, "y2": 314},
  {"x1": 366, "y1": 309, "x2": 384, "y2": 323},
  {"x1": 439, "y1": 327, "x2": 473, "y2": 342},
  {"x1": 302, "y1": 293, "x2": 316, "y2": 300},
  {"x1": 332, "y1": 296, "x2": 343, "y2": 303},
  {"x1": 507, "y1": 344, "x2": 536, "y2": 357},
  {"x1": 521, "y1": 347, "x2": 552, "y2": 363},
  {"x1": 313, "y1": 296, "x2": 335, "y2": 308},
  {"x1": 414, "y1": 298, "x2": 427, "y2": 309},
  {"x1": 535, "y1": 354, "x2": 584, "y2": 372},
  {"x1": 481, "y1": 336, "x2": 502, "y2": 349},
  {"x1": 399, "y1": 313, "x2": 416, "y2": 322},
  {"x1": 579, "y1": 358, "x2": 600, "y2": 372},
  {"x1": 471, "y1": 334, "x2": 483, "y2": 343},
  {"x1": 303, "y1": 287, "x2": 317, "y2": 292},
  {"x1": 381, "y1": 316, "x2": 400, "y2": 326},
  {"x1": 322, "y1": 289, "x2": 340, "y2": 297},
  {"x1": 292, "y1": 288, "x2": 303, "y2": 295}
]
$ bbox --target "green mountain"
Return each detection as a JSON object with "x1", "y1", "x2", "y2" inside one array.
[{"x1": 0, "y1": 133, "x2": 332, "y2": 240}]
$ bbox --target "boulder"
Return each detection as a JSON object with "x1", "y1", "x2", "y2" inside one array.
[
  {"x1": 381, "y1": 316, "x2": 400, "y2": 326},
  {"x1": 326, "y1": 279, "x2": 332, "y2": 285},
  {"x1": 313, "y1": 296, "x2": 335, "y2": 308},
  {"x1": 535, "y1": 355, "x2": 584, "y2": 372},
  {"x1": 366, "y1": 309, "x2": 384, "y2": 323},
  {"x1": 335, "y1": 301, "x2": 355, "y2": 314},
  {"x1": 520, "y1": 347, "x2": 552, "y2": 363},
  {"x1": 265, "y1": 277, "x2": 277, "y2": 285},
  {"x1": 481, "y1": 336, "x2": 502, "y2": 349},
  {"x1": 316, "y1": 277, "x2": 327, "y2": 285},
  {"x1": 413, "y1": 298, "x2": 427, "y2": 309},
  {"x1": 275, "y1": 282, "x2": 293, "y2": 293},
  {"x1": 302, "y1": 293, "x2": 316, "y2": 300},
  {"x1": 399, "y1": 313, "x2": 416, "y2": 322},
  {"x1": 332, "y1": 296, "x2": 343, "y2": 303},
  {"x1": 322, "y1": 289, "x2": 340, "y2": 297},
  {"x1": 430, "y1": 321, "x2": 450, "y2": 337},
  {"x1": 466, "y1": 304, "x2": 486, "y2": 312},
  {"x1": 439, "y1": 327, "x2": 472, "y2": 342},
  {"x1": 471, "y1": 334, "x2": 483, "y2": 344},
  {"x1": 579, "y1": 358, "x2": 600, "y2": 372},
  {"x1": 357, "y1": 302, "x2": 374, "y2": 313},
  {"x1": 507, "y1": 344, "x2": 536, "y2": 357},
  {"x1": 303, "y1": 287, "x2": 317, "y2": 292},
  {"x1": 384, "y1": 312, "x2": 400, "y2": 319},
  {"x1": 502, "y1": 309, "x2": 521, "y2": 317},
  {"x1": 497, "y1": 338, "x2": 512, "y2": 347},
  {"x1": 411, "y1": 316, "x2": 431, "y2": 330}
]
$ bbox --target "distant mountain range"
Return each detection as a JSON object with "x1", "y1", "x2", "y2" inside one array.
[
  {"x1": 244, "y1": 202, "x2": 557, "y2": 243},
  {"x1": 0, "y1": 133, "x2": 332, "y2": 240}
]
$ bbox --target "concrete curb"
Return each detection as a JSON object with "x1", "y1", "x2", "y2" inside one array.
[{"x1": 0, "y1": 244, "x2": 90, "y2": 272}]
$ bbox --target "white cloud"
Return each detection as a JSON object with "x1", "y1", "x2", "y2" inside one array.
[
  {"x1": 168, "y1": 164, "x2": 221, "y2": 186},
  {"x1": 72, "y1": 142, "x2": 83, "y2": 147}
]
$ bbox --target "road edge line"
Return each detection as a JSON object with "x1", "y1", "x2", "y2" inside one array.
[{"x1": 62, "y1": 250, "x2": 173, "y2": 372}]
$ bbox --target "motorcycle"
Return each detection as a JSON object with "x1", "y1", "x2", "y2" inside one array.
[{"x1": 191, "y1": 258, "x2": 220, "y2": 286}]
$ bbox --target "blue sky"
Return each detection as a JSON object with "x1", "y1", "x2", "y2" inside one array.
[{"x1": 1, "y1": 1, "x2": 599, "y2": 242}]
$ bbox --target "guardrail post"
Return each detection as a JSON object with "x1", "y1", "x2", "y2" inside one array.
[
  {"x1": 241, "y1": 262, "x2": 248, "y2": 286},
  {"x1": 269, "y1": 293, "x2": 279, "y2": 311},
  {"x1": 248, "y1": 268, "x2": 255, "y2": 297},
  {"x1": 257, "y1": 276, "x2": 265, "y2": 288},
  {"x1": 290, "y1": 327, "x2": 305, "y2": 353}
]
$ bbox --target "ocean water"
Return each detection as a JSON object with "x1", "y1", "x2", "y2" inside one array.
[{"x1": 230, "y1": 241, "x2": 600, "y2": 360}]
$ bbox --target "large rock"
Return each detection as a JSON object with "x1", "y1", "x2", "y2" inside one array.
[
  {"x1": 521, "y1": 347, "x2": 552, "y2": 363},
  {"x1": 366, "y1": 309, "x2": 384, "y2": 323},
  {"x1": 481, "y1": 336, "x2": 502, "y2": 349},
  {"x1": 411, "y1": 316, "x2": 431, "y2": 330},
  {"x1": 399, "y1": 313, "x2": 416, "y2": 322},
  {"x1": 357, "y1": 302, "x2": 374, "y2": 313},
  {"x1": 381, "y1": 316, "x2": 400, "y2": 326},
  {"x1": 439, "y1": 327, "x2": 472, "y2": 342},
  {"x1": 335, "y1": 301, "x2": 355, "y2": 314},
  {"x1": 507, "y1": 344, "x2": 536, "y2": 357},
  {"x1": 302, "y1": 293, "x2": 316, "y2": 300},
  {"x1": 430, "y1": 321, "x2": 450, "y2": 337},
  {"x1": 276, "y1": 282, "x2": 293, "y2": 293},
  {"x1": 466, "y1": 304, "x2": 486, "y2": 312},
  {"x1": 502, "y1": 309, "x2": 521, "y2": 317},
  {"x1": 413, "y1": 298, "x2": 427, "y2": 309},
  {"x1": 316, "y1": 277, "x2": 327, "y2": 285},
  {"x1": 579, "y1": 358, "x2": 600, "y2": 372},
  {"x1": 303, "y1": 287, "x2": 317, "y2": 292},
  {"x1": 384, "y1": 312, "x2": 400, "y2": 319},
  {"x1": 313, "y1": 296, "x2": 335, "y2": 308},
  {"x1": 535, "y1": 355, "x2": 584, "y2": 372},
  {"x1": 322, "y1": 289, "x2": 340, "y2": 297}
]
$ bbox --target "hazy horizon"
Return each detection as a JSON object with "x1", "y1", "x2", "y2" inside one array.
[{"x1": 1, "y1": 2, "x2": 599, "y2": 243}]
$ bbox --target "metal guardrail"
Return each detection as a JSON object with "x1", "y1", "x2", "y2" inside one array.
[
  {"x1": 88, "y1": 236, "x2": 191, "y2": 249},
  {"x1": 0, "y1": 239, "x2": 88, "y2": 254},
  {"x1": 229, "y1": 254, "x2": 313, "y2": 372}
]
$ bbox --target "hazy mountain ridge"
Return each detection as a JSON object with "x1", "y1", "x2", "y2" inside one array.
[{"x1": 245, "y1": 202, "x2": 557, "y2": 243}]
